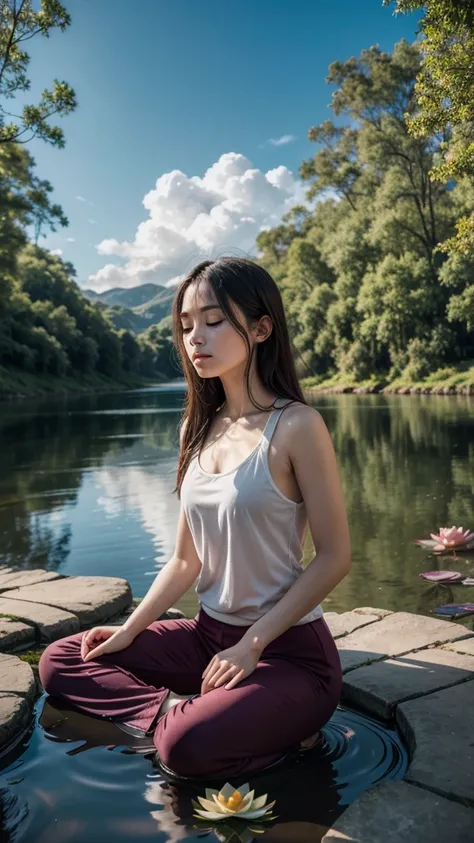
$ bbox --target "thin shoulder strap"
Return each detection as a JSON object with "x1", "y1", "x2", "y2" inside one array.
[{"x1": 260, "y1": 400, "x2": 294, "y2": 452}]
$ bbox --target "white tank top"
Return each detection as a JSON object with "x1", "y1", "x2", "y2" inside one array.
[{"x1": 181, "y1": 401, "x2": 323, "y2": 626}]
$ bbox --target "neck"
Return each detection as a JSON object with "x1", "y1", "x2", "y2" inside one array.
[{"x1": 219, "y1": 362, "x2": 277, "y2": 421}]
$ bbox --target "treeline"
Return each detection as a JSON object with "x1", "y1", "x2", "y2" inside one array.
[
  {"x1": 258, "y1": 38, "x2": 474, "y2": 386},
  {"x1": 0, "y1": 142, "x2": 177, "y2": 386},
  {"x1": 0, "y1": 2, "x2": 178, "y2": 392}
]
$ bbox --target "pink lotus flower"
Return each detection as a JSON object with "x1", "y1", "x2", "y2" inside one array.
[{"x1": 415, "y1": 526, "x2": 474, "y2": 554}]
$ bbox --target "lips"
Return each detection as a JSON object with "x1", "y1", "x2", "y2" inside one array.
[{"x1": 192, "y1": 353, "x2": 212, "y2": 361}]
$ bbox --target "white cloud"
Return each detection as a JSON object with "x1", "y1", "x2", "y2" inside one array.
[
  {"x1": 88, "y1": 218, "x2": 97, "y2": 225},
  {"x1": 66, "y1": 237, "x2": 76, "y2": 243},
  {"x1": 50, "y1": 248, "x2": 63, "y2": 256},
  {"x1": 87, "y1": 152, "x2": 308, "y2": 292},
  {"x1": 266, "y1": 134, "x2": 297, "y2": 147},
  {"x1": 76, "y1": 195, "x2": 87, "y2": 202}
]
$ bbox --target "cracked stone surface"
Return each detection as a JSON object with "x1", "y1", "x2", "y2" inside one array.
[
  {"x1": 324, "y1": 610, "x2": 381, "y2": 639},
  {"x1": 0, "y1": 569, "x2": 62, "y2": 593},
  {"x1": 4, "y1": 576, "x2": 132, "y2": 627},
  {"x1": 342, "y1": 646, "x2": 474, "y2": 718},
  {"x1": 0, "y1": 694, "x2": 32, "y2": 748},
  {"x1": 0, "y1": 654, "x2": 36, "y2": 747},
  {"x1": 443, "y1": 637, "x2": 474, "y2": 656},
  {"x1": 336, "y1": 611, "x2": 473, "y2": 672},
  {"x1": 0, "y1": 595, "x2": 79, "y2": 642},
  {"x1": 0, "y1": 618, "x2": 35, "y2": 653},
  {"x1": 322, "y1": 780, "x2": 474, "y2": 842},
  {"x1": 397, "y1": 681, "x2": 474, "y2": 804}
]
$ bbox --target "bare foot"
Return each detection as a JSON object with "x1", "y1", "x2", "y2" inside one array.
[{"x1": 299, "y1": 731, "x2": 321, "y2": 751}]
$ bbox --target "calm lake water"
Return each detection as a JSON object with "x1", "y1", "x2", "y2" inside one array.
[
  {"x1": 1, "y1": 382, "x2": 474, "y2": 618},
  {"x1": 5, "y1": 382, "x2": 474, "y2": 842}
]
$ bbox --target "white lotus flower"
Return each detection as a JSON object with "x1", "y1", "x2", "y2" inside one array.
[{"x1": 192, "y1": 781, "x2": 276, "y2": 822}]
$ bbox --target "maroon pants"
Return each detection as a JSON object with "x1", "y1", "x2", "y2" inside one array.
[{"x1": 39, "y1": 608, "x2": 342, "y2": 779}]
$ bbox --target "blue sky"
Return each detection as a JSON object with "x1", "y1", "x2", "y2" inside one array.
[{"x1": 25, "y1": 0, "x2": 421, "y2": 291}]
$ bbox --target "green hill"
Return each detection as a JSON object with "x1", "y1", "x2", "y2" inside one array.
[
  {"x1": 82, "y1": 283, "x2": 161, "y2": 309},
  {"x1": 83, "y1": 284, "x2": 176, "y2": 335}
]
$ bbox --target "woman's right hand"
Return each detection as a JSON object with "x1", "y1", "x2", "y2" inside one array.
[{"x1": 81, "y1": 626, "x2": 135, "y2": 662}]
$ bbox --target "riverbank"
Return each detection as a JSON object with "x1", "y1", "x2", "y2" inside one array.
[
  {"x1": 0, "y1": 365, "x2": 169, "y2": 400},
  {"x1": 0, "y1": 568, "x2": 473, "y2": 841},
  {"x1": 301, "y1": 361, "x2": 474, "y2": 395}
]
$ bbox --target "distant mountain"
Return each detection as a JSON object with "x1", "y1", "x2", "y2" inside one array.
[
  {"x1": 81, "y1": 282, "x2": 176, "y2": 335},
  {"x1": 133, "y1": 287, "x2": 175, "y2": 323},
  {"x1": 82, "y1": 283, "x2": 161, "y2": 309}
]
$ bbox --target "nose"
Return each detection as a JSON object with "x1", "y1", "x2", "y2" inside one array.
[{"x1": 189, "y1": 329, "x2": 204, "y2": 346}]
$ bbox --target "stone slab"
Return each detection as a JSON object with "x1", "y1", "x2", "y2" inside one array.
[
  {"x1": 0, "y1": 619, "x2": 35, "y2": 653},
  {"x1": 0, "y1": 596, "x2": 79, "y2": 643},
  {"x1": 324, "y1": 611, "x2": 381, "y2": 639},
  {"x1": 397, "y1": 681, "x2": 474, "y2": 804},
  {"x1": 336, "y1": 611, "x2": 472, "y2": 672},
  {"x1": 0, "y1": 653, "x2": 36, "y2": 701},
  {"x1": 342, "y1": 647, "x2": 474, "y2": 719},
  {"x1": 0, "y1": 693, "x2": 31, "y2": 749},
  {"x1": 443, "y1": 637, "x2": 474, "y2": 656},
  {"x1": 0, "y1": 569, "x2": 62, "y2": 593},
  {"x1": 352, "y1": 607, "x2": 392, "y2": 619},
  {"x1": 322, "y1": 780, "x2": 474, "y2": 842},
  {"x1": 4, "y1": 576, "x2": 132, "y2": 627}
]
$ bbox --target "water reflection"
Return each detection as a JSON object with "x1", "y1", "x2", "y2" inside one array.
[
  {"x1": 0, "y1": 694, "x2": 406, "y2": 843},
  {"x1": 0, "y1": 387, "x2": 474, "y2": 614}
]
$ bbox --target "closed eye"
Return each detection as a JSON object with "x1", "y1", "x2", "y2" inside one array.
[{"x1": 182, "y1": 320, "x2": 223, "y2": 333}]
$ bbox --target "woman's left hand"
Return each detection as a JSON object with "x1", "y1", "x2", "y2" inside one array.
[{"x1": 201, "y1": 641, "x2": 262, "y2": 694}]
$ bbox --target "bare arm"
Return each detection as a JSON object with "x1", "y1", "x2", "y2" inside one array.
[
  {"x1": 121, "y1": 505, "x2": 202, "y2": 638},
  {"x1": 121, "y1": 417, "x2": 200, "y2": 637}
]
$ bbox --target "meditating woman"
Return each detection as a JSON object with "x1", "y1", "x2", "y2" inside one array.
[{"x1": 39, "y1": 257, "x2": 351, "y2": 781}]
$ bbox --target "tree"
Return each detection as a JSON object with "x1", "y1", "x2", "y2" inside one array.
[
  {"x1": 0, "y1": 0, "x2": 76, "y2": 147},
  {"x1": 385, "y1": 1, "x2": 474, "y2": 254},
  {"x1": 257, "y1": 38, "x2": 474, "y2": 384}
]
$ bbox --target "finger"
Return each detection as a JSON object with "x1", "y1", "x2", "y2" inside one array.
[
  {"x1": 201, "y1": 667, "x2": 220, "y2": 695},
  {"x1": 81, "y1": 630, "x2": 95, "y2": 660},
  {"x1": 201, "y1": 656, "x2": 217, "y2": 680},
  {"x1": 83, "y1": 643, "x2": 107, "y2": 662},
  {"x1": 225, "y1": 670, "x2": 245, "y2": 691},
  {"x1": 213, "y1": 666, "x2": 240, "y2": 688},
  {"x1": 225, "y1": 669, "x2": 245, "y2": 690},
  {"x1": 204, "y1": 662, "x2": 233, "y2": 690}
]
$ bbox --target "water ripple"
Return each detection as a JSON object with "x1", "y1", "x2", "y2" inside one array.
[{"x1": 0, "y1": 698, "x2": 407, "y2": 843}]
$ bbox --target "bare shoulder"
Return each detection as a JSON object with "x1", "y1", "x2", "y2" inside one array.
[
  {"x1": 280, "y1": 402, "x2": 326, "y2": 435},
  {"x1": 279, "y1": 402, "x2": 332, "y2": 459}
]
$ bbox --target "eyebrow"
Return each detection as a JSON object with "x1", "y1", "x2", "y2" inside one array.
[{"x1": 180, "y1": 304, "x2": 222, "y2": 318}]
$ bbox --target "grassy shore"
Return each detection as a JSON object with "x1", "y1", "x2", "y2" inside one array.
[
  {"x1": 301, "y1": 361, "x2": 474, "y2": 395},
  {"x1": 0, "y1": 365, "x2": 167, "y2": 399}
]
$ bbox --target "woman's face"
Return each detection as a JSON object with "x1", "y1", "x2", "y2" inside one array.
[{"x1": 179, "y1": 279, "x2": 252, "y2": 379}]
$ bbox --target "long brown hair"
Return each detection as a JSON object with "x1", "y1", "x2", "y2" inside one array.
[{"x1": 173, "y1": 257, "x2": 307, "y2": 495}]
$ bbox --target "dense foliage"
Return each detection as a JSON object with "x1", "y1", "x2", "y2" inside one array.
[
  {"x1": 385, "y1": 1, "x2": 474, "y2": 255},
  {"x1": 257, "y1": 39, "x2": 474, "y2": 384},
  {"x1": 0, "y1": 1, "x2": 176, "y2": 389}
]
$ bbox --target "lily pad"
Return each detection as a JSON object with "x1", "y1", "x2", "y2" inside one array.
[
  {"x1": 431, "y1": 603, "x2": 474, "y2": 618},
  {"x1": 419, "y1": 571, "x2": 463, "y2": 583}
]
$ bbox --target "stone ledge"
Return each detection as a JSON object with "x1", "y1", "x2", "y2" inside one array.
[
  {"x1": 0, "y1": 618, "x2": 36, "y2": 653},
  {"x1": 0, "y1": 596, "x2": 79, "y2": 643},
  {"x1": 397, "y1": 681, "x2": 474, "y2": 806},
  {"x1": 322, "y1": 780, "x2": 474, "y2": 842},
  {"x1": 324, "y1": 610, "x2": 382, "y2": 639},
  {"x1": 4, "y1": 576, "x2": 132, "y2": 627},
  {"x1": 342, "y1": 647, "x2": 474, "y2": 719},
  {"x1": 0, "y1": 654, "x2": 36, "y2": 750},
  {"x1": 336, "y1": 611, "x2": 473, "y2": 672},
  {"x1": 0, "y1": 569, "x2": 63, "y2": 593}
]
